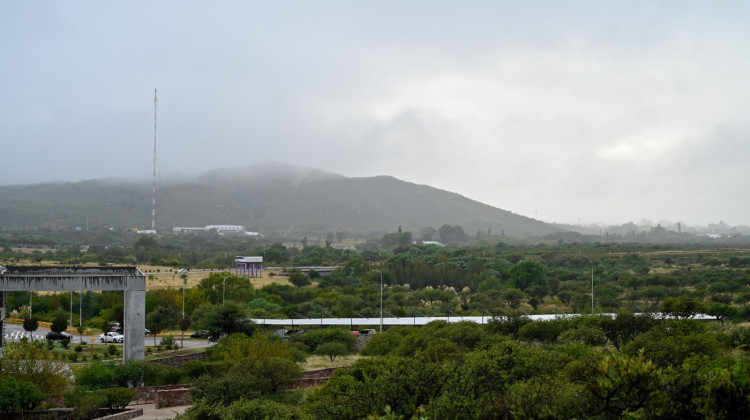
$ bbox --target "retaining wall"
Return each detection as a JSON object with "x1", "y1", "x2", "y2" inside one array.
[{"x1": 155, "y1": 388, "x2": 192, "y2": 409}]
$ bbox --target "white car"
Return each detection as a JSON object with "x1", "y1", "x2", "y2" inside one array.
[{"x1": 99, "y1": 332, "x2": 124, "y2": 343}]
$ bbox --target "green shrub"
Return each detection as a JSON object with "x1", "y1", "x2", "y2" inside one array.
[
  {"x1": 113, "y1": 360, "x2": 158, "y2": 388},
  {"x1": 182, "y1": 360, "x2": 232, "y2": 379},
  {"x1": 108, "y1": 345, "x2": 118, "y2": 356},
  {"x1": 65, "y1": 387, "x2": 105, "y2": 418},
  {"x1": 190, "y1": 358, "x2": 301, "y2": 405},
  {"x1": 160, "y1": 336, "x2": 176, "y2": 349},
  {"x1": 315, "y1": 342, "x2": 349, "y2": 361},
  {"x1": 0, "y1": 376, "x2": 48, "y2": 414},
  {"x1": 74, "y1": 344, "x2": 84, "y2": 353},
  {"x1": 184, "y1": 397, "x2": 313, "y2": 420},
  {"x1": 101, "y1": 387, "x2": 135, "y2": 410},
  {"x1": 293, "y1": 328, "x2": 357, "y2": 352},
  {"x1": 46, "y1": 339, "x2": 55, "y2": 351},
  {"x1": 154, "y1": 366, "x2": 186, "y2": 386},
  {"x1": 74, "y1": 362, "x2": 115, "y2": 390}
]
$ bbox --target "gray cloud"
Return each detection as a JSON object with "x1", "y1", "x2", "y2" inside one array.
[{"x1": 1, "y1": 1, "x2": 749, "y2": 226}]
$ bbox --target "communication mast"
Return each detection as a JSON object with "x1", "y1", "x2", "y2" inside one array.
[{"x1": 152, "y1": 88, "x2": 158, "y2": 232}]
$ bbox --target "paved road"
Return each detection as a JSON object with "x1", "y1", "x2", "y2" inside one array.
[{"x1": 2, "y1": 323, "x2": 212, "y2": 348}]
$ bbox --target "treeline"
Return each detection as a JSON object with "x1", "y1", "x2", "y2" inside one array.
[
  {"x1": 175, "y1": 314, "x2": 750, "y2": 419},
  {"x1": 6, "y1": 240, "x2": 750, "y2": 334}
]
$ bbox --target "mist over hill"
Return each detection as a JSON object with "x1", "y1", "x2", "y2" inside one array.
[{"x1": 0, "y1": 163, "x2": 563, "y2": 239}]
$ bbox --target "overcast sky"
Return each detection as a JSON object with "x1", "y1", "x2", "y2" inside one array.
[{"x1": 2, "y1": 2, "x2": 748, "y2": 226}]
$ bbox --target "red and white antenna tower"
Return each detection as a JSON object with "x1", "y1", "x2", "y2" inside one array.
[{"x1": 152, "y1": 88, "x2": 158, "y2": 231}]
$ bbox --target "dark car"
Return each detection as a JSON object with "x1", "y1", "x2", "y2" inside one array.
[
  {"x1": 190, "y1": 330, "x2": 210, "y2": 339},
  {"x1": 46, "y1": 331, "x2": 73, "y2": 341}
]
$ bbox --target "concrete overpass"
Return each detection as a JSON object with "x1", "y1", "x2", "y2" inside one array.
[
  {"x1": 251, "y1": 312, "x2": 717, "y2": 329},
  {"x1": 0, "y1": 266, "x2": 145, "y2": 360}
]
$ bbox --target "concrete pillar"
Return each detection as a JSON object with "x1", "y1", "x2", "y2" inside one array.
[
  {"x1": 0, "y1": 291, "x2": 5, "y2": 358},
  {"x1": 123, "y1": 290, "x2": 146, "y2": 360}
]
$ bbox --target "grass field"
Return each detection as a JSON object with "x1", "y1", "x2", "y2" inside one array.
[{"x1": 140, "y1": 266, "x2": 290, "y2": 290}]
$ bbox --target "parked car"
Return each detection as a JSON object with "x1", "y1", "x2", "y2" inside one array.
[
  {"x1": 99, "y1": 332, "x2": 124, "y2": 343},
  {"x1": 145, "y1": 328, "x2": 152, "y2": 335},
  {"x1": 46, "y1": 331, "x2": 73, "y2": 341},
  {"x1": 177, "y1": 269, "x2": 189, "y2": 273},
  {"x1": 110, "y1": 322, "x2": 122, "y2": 333},
  {"x1": 190, "y1": 329, "x2": 210, "y2": 339}
]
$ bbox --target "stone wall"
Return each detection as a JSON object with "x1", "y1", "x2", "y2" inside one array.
[
  {"x1": 155, "y1": 388, "x2": 192, "y2": 409},
  {"x1": 288, "y1": 367, "x2": 342, "y2": 389},
  {"x1": 131, "y1": 384, "x2": 192, "y2": 404},
  {"x1": 149, "y1": 351, "x2": 208, "y2": 368},
  {"x1": 4, "y1": 408, "x2": 143, "y2": 420}
]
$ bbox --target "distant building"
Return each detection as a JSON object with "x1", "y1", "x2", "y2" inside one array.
[
  {"x1": 173, "y1": 227, "x2": 208, "y2": 234},
  {"x1": 206, "y1": 225, "x2": 244, "y2": 233},
  {"x1": 173, "y1": 225, "x2": 249, "y2": 235}
]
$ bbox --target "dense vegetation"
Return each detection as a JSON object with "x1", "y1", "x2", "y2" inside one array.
[{"x1": 3, "y1": 230, "x2": 750, "y2": 418}]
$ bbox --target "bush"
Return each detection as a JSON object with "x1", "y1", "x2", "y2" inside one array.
[
  {"x1": 74, "y1": 362, "x2": 115, "y2": 390},
  {"x1": 182, "y1": 360, "x2": 232, "y2": 379},
  {"x1": 113, "y1": 360, "x2": 158, "y2": 388},
  {"x1": 315, "y1": 342, "x2": 349, "y2": 361},
  {"x1": 64, "y1": 387, "x2": 106, "y2": 420},
  {"x1": 74, "y1": 344, "x2": 84, "y2": 353},
  {"x1": 518, "y1": 320, "x2": 567, "y2": 344},
  {"x1": 183, "y1": 397, "x2": 312, "y2": 420},
  {"x1": 190, "y1": 358, "x2": 301, "y2": 405},
  {"x1": 101, "y1": 387, "x2": 135, "y2": 410},
  {"x1": 160, "y1": 336, "x2": 176, "y2": 349},
  {"x1": 293, "y1": 328, "x2": 357, "y2": 352},
  {"x1": 0, "y1": 377, "x2": 48, "y2": 414},
  {"x1": 154, "y1": 366, "x2": 186, "y2": 386},
  {"x1": 108, "y1": 345, "x2": 118, "y2": 356},
  {"x1": 361, "y1": 332, "x2": 403, "y2": 356},
  {"x1": 46, "y1": 339, "x2": 55, "y2": 350}
]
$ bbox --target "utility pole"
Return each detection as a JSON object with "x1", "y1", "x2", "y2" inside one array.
[{"x1": 152, "y1": 88, "x2": 158, "y2": 231}]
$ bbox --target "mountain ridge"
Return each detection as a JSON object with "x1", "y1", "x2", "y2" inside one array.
[{"x1": 0, "y1": 164, "x2": 564, "y2": 238}]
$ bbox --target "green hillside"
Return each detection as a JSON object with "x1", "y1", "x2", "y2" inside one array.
[{"x1": 0, "y1": 163, "x2": 563, "y2": 238}]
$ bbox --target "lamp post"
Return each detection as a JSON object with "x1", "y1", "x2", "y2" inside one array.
[
  {"x1": 222, "y1": 275, "x2": 230, "y2": 304},
  {"x1": 375, "y1": 270, "x2": 383, "y2": 333},
  {"x1": 589, "y1": 259, "x2": 594, "y2": 312}
]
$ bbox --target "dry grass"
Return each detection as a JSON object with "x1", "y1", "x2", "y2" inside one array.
[
  {"x1": 140, "y1": 266, "x2": 290, "y2": 290},
  {"x1": 300, "y1": 354, "x2": 363, "y2": 371}
]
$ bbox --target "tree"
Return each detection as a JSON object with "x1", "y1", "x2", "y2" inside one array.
[
  {"x1": 50, "y1": 310, "x2": 68, "y2": 334},
  {"x1": 23, "y1": 318, "x2": 39, "y2": 341},
  {"x1": 661, "y1": 296, "x2": 705, "y2": 319},
  {"x1": 179, "y1": 316, "x2": 192, "y2": 348},
  {"x1": 289, "y1": 270, "x2": 311, "y2": 288},
  {"x1": 438, "y1": 224, "x2": 469, "y2": 244},
  {"x1": 500, "y1": 288, "x2": 526, "y2": 309},
  {"x1": 315, "y1": 342, "x2": 349, "y2": 361},
  {"x1": 706, "y1": 303, "x2": 738, "y2": 324},
  {"x1": 586, "y1": 351, "x2": 667, "y2": 418},
  {"x1": 196, "y1": 302, "x2": 256, "y2": 339},
  {"x1": 1, "y1": 340, "x2": 71, "y2": 396},
  {"x1": 0, "y1": 377, "x2": 47, "y2": 415},
  {"x1": 507, "y1": 260, "x2": 548, "y2": 292},
  {"x1": 146, "y1": 306, "x2": 179, "y2": 346}
]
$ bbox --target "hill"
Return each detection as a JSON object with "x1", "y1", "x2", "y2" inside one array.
[{"x1": 0, "y1": 163, "x2": 564, "y2": 238}]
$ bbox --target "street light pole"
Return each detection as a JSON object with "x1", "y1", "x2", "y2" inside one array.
[
  {"x1": 375, "y1": 270, "x2": 383, "y2": 333},
  {"x1": 589, "y1": 259, "x2": 594, "y2": 312},
  {"x1": 222, "y1": 275, "x2": 230, "y2": 305}
]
